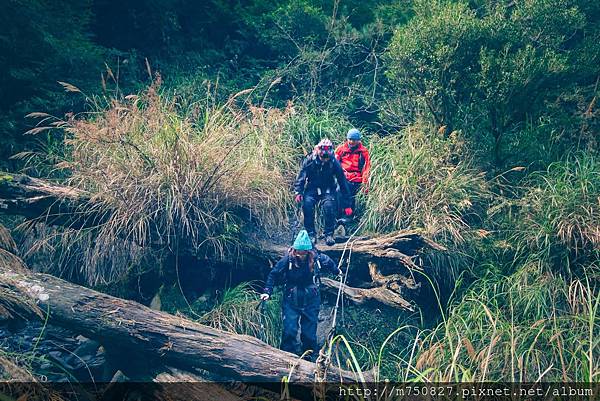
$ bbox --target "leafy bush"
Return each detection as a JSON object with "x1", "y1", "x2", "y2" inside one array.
[{"x1": 385, "y1": 0, "x2": 599, "y2": 167}]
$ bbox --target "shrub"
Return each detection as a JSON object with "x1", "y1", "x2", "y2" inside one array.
[
  {"x1": 362, "y1": 124, "x2": 489, "y2": 247},
  {"x1": 409, "y1": 265, "x2": 599, "y2": 381},
  {"x1": 25, "y1": 80, "x2": 330, "y2": 284},
  {"x1": 385, "y1": 0, "x2": 598, "y2": 167},
  {"x1": 510, "y1": 153, "x2": 600, "y2": 275}
]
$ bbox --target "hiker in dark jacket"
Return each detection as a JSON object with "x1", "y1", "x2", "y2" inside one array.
[
  {"x1": 294, "y1": 138, "x2": 351, "y2": 246},
  {"x1": 260, "y1": 230, "x2": 341, "y2": 360}
]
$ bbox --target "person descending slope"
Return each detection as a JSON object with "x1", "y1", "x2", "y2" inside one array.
[
  {"x1": 335, "y1": 128, "x2": 370, "y2": 225},
  {"x1": 260, "y1": 230, "x2": 342, "y2": 361},
  {"x1": 294, "y1": 138, "x2": 351, "y2": 246}
]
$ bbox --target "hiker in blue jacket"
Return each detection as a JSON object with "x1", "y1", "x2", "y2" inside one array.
[
  {"x1": 294, "y1": 138, "x2": 351, "y2": 246},
  {"x1": 260, "y1": 230, "x2": 341, "y2": 360}
]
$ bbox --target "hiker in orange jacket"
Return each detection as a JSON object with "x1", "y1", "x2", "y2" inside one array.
[{"x1": 335, "y1": 128, "x2": 370, "y2": 219}]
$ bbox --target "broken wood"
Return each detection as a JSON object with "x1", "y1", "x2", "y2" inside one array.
[
  {"x1": 154, "y1": 367, "x2": 294, "y2": 401},
  {"x1": 263, "y1": 231, "x2": 441, "y2": 311},
  {"x1": 320, "y1": 277, "x2": 414, "y2": 311},
  {"x1": 154, "y1": 368, "x2": 244, "y2": 401},
  {"x1": 263, "y1": 230, "x2": 445, "y2": 275},
  {"x1": 0, "y1": 173, "x2": 97, "y2": 229},
  {"x1": 0, "y1": 264, "x2": 366, "y2": 386},
  {"x1": 367, "y1": 261, "x2": 420, "y2": 295}
]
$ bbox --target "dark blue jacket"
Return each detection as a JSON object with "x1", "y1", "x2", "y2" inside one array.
[
  {"x1": 263, "y1": 251, "x2": 340, "y2": 295},
  {"x1": 294, "y1": 155, "x2": 350, "y2": 199}
]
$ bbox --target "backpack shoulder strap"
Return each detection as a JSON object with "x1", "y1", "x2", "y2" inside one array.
[
  {"x1": 313, "y1": 257, "x2": 322, "y2": 285},
  {"x1": 358, "y1": 151, "x2": 365, "y2": 171}
]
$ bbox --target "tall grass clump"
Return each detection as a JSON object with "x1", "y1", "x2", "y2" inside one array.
[
  {"x1": 407, "y1": 265, "x2": 599, "y2": 382},
  {"x1": 397, "y1": 153, "x2": 600, "y2": 382},
  {"x1": 27, "y1": 79, "x2": 318, "y2": 284},
  {"x1": 282, "y1": 105, "x2": 352, "y2": 152},
  {"x1": 510, "y1": 153, "x2": 600, "y2": 275},
  {"x1": 199, "y1": 282, "x2": 282, "y2": 347},
  {"x1": 362, "y1": 125, "x2": 489, "y2": 247}
]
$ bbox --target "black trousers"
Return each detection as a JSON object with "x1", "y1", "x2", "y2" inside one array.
[
  {"x1": 345, "y1": 181, "x2": 362, "y2": 211},
  {"x1": 302, "y1": 189, "x2": 337, "y2": 236},
  {"x1": 281, "y1": 286, "x2": 320, "y2": 356}
]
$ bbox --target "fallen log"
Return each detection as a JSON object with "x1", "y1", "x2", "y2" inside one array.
[
  {"x1": 320, "y1": 277, "x2": 414, "y2": 311},
  {"x1": 367, "y1": 262, "x2": 420, "y2": 296},
  {"x1": 0, "y1": 265, "x2": 365, "y2": 386},
  {"x1": 0, "y1": 173, "x2": 97, "y2": 229},
  {"x1": 262, "y1": 230, "x2": 445, "y2": 273}
]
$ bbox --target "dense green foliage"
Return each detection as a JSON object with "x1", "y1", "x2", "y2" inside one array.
[
  {"x1": 0, "y1": 0, "x2": 410, "y2": 169},
  {"x1": 387, "y1": 0, "x2": 600, "y2": 168},
  {"x1": 1, "y1": 0, "x2": 599, "y2": 383}
]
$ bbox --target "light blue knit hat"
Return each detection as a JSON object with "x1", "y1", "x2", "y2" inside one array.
[
  {"x1": 293, "y1": 230, "x2": 313, "y2": 250},
  {"x1": 347, "y1": 128, "x2": 361, "y2": 140}
]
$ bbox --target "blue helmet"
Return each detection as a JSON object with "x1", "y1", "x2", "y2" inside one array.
[
  {"x1": 293, "y1": 230, "x2": 313, "y2": 250},
  {"x1": 347, "y1": 128, "x2": 361, "y2": 140}
]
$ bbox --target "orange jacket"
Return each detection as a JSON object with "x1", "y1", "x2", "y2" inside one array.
[{"x1": 335, "y1": 142, "x2": 370, "y2": 184}]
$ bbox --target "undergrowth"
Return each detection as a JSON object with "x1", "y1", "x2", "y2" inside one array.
[
  {"x1": 20, "y1": 79, "x2": 351, "y2": 285},
  {"x1": 362, "y1": 125, "x2": 489, "y2": 247}
]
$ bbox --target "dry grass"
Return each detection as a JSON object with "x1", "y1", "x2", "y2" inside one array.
[
  {"x1": 0, "y1": 223, "x2": 29, "y2": 275},
  {"x1": 199, "y1": 282, "x2": 281, "y2": 347},
  {"x1": 400, "y1": 264, "x2": 600, "y2": 382},
  {"x1": 510, "y1": 153, "x2": 600, "y2": 275},
  {"x1": 25, "y1": 79, "x2": 307, "y2": 284},
  {"x1": 0, "y1": 355, "x2": 36, "y2": 381},
  {"x1": 362, "y1": 125, "x2": 489, "y2": 246}
]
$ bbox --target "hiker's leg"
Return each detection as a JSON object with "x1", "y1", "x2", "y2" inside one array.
[
  {"x1": 281, "y1": 298, "x2": 301, "y2": 355},
  {"x1": 300, "y1": 288, "x2": 320, "y2": 357},
  {"x1": 335, "y1": 187, "x2": 343, "y2": 219},
  {"x1": 348, "y1": 181, "x2": 361, "y2": 211},
  {"x1": 302, "y1": 191, "x2": 318, "y2": 237},
  {"x1": 321, "y1": 193, "x2": 337, "y2": 236}
]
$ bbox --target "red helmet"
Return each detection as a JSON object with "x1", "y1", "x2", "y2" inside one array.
[{"x1": 315, "y1": 138, "x2": 334, "y2": 159}]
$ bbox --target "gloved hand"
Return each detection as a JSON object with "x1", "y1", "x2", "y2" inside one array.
[
  {"x1": 336, "y1": 270, "x2": 344, "y2": 281},
  {"x1": 344, "y1": 208, "x2": 353, "y2": 216},
  {"x1": 295, "y1": 194, "x2": 303, "y2": 203},
  {"x1": 260, "y1": 293, "x2": 270, "y2": 301}
]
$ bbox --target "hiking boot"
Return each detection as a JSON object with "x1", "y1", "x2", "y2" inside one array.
[
  {"x1": 337, "y1": 217, "x2": 353, "y2": 226},
  {"x1": 325, "y1": 235, "x2": 335, "y2": 246},
  {"x1": 334, "y1": 223, "x2": 346, "y2": 238}
]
